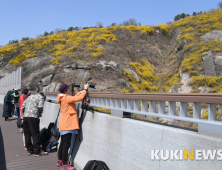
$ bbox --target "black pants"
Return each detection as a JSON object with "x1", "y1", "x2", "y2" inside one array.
[
  {"x1": 58, "y1": 133, "x2": 72, "y2": 165},
  {"x1": 23, "y1": 117, "x2": 41, "y2": 154},
  {"x1": 17, "y1": 108, "x2": 20, "y2": 118}
]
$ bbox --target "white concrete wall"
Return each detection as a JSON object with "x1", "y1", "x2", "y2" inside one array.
[
  {"x1": 0, "y1": 94, "x2": 4, "y2": 104},
  {"x1": 39, "y1": 103, "x2": 222, "y2": 170},
  {"x1": 39, "y1": 101, "x2": 60, "y2": 129},
  {"x1": 72, "y1": 111, "x2": 222, "y2": 170}
]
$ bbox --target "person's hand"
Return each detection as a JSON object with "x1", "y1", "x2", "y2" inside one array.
[
  {"x1": 84, "y1": 83, "x2": 89, "y2": 90},
  {"x1": 39, "y1": 114, "x2": 42, "y2": 117}
]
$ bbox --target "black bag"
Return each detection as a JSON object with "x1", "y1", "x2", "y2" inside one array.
[
  {"x1": 45, "y1": 130, "x2": 60, "y2": 152},
  {"x1": 17, "y1": 117, "x2": 22, "y2": 127},
  {"x1": 40, "y1": 122, "x2": 54, "y2": 147},
  {"x1": 83, "y1": 160, "x2": 110, "y2": 170}
]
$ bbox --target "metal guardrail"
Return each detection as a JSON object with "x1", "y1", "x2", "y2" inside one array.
[
  {"x1": 0, "y1": 67, "x2": 22, "y2": 95},
  {"x1": 33, "y1": 91, "x2": 222, "y2": 137}
]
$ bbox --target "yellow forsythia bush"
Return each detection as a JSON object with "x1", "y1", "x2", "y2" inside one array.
[{"x1": 2, "y1": 25, "x2": 154, "y2": 65}]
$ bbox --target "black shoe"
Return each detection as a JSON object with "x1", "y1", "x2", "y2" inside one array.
[{"x1": 35, "y1": 150, "x2": 48, "y2": 157}]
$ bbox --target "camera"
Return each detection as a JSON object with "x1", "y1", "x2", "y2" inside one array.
[
  {"x1": 85, "y1": 82, "x2": 96, "y2": 88},
  {"x1": 71, "y1": 82, "x2": 80, "y2": 88}
]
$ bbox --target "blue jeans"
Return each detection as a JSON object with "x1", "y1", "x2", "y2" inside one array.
[{"x1": 14, "y1": 103, "x2": 18, "y2": 116}]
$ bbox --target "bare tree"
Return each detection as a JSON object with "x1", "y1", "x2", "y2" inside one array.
[
  {"x1": 111, "y1": 23, "x2": 117, "y2": 26},
  {"x1": 128, "y1": 18, "x2": 137, "y2": 26},
  {"x1": 121, "y1": 20, "x2": 129, "y2": 26},
  {"x1": 218, "y1": 2, "x2": 222, "y2": 8},
  {"x1": 54, "y1": 28, "x2": 63, "y2": 34},
  {"x1": 96, "y1": 21, "x2": 103, "y2": 28}
]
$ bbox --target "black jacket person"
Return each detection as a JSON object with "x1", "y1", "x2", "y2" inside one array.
[{"x1": 2, "y1": 91, "x2": 13, "y2": 121}]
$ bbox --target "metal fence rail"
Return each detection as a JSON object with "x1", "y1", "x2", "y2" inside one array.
[
  {"x1": 37, "y1": 91, "x2": 222, "y2": 137},
  {"x1": 0, "y1": 67, "x2": 22, "y2": 94}
]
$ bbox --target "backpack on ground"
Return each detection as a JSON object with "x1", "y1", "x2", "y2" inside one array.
[
  {"x1": 83, "y1": 160, "x2": 110, "y2": 170},
  {"x1": 40, "y1": 122, "x2": 54, "y2": 150},
  {"x1": 45, "y1": 128, "x2": 60, "y2": 152},
  {"x1": 40, "y1": 109, "x2": 61, "y2": 152}
]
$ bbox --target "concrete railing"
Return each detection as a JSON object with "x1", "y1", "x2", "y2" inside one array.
[
  {"x1": 41, "y1": 92, "x2": 222, "y2": 138},
  {"x1": 37, "y1": 93, "x2": 222, "y2": 170}
]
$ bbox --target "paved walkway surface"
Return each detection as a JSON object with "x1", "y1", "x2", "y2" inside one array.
[{"x1": 0, "y1": 104, "x2": 59, "y2": 170}]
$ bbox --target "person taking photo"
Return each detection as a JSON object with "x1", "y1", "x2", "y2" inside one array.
[{"x1": 56, "y1": 83, "x2": 89, "y2": 170}]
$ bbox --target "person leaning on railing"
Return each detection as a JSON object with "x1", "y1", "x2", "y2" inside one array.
[{"x1": 56, "y1": 83, "x2": 89, "y2": 170}]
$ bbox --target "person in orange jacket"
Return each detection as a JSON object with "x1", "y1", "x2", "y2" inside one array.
[{"x1": 56, "y1": 83, "x2": 89, "y2": 170}]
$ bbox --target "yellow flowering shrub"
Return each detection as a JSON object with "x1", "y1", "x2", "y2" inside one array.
[
  {"x1": 121, "y1": 59, "x2": 178, "y2": 93},
  {"x1": 201, "y1": 110, "x2": 220, "y2": 119},
  {"x1": 1, "y1": 25, "x2": 154, "y2": 65},
  {"x1": 154, "y1": 24, "x2": 170, "y2": 33},
  {"x1": 9, "y1": 50, "x2": 36, "y2": 66},
  {"x1": 94, "y1": 107, "x2": 111, "y2": 113},
  {"x1": 173, "y1": 8, "x2": 222, "y2": 43}
]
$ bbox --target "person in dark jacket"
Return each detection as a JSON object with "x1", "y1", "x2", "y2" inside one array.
[{"x1": 2, "y1": 91, "x2": 14, "y2": 121}]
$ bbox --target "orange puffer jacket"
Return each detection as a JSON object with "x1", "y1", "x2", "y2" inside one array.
[{"x1": 57, "y1": 91, "x2": 87, "y2": 131}]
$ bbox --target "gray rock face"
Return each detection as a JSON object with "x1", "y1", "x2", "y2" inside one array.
[
  {"x1": 108, "y1": 61, "x2": 117, "y2": 67},
  {"x1": 215, "y1": 56, "x2": 222, "y2": 76},
  {"x1": 103, "y1": 65, "x2": 115, "y2": 71},
  {"x1": 41, "y1": 75, "x2": 53, "y2": 87},
  {"x1": 25, "y1": 66, "x2": 55, "y2": 83},
  {"x1": 76, "y1": 65, "x2": 91, "y2": 70},
  {"x1": 201, "y1": 30, "x2": 222, "y2": 41},
  {"x1": 21, "y1": 56, "x2": 54, "y2": 75},
  {"x1": 202, "y1": 51, "x2": 216, "y2": 76},
  {"x1": 43, "y1": 82, "x2": 56, "y2": 92},
  {"x1": 95, "y1": 61, "x2": 117, "y2": 71},
  {"x1": 175, "y1": 40, "x2": 186, "y2": 53},
  {"x1": 118, "y1": 79, "x2": 130, "y2": 88},
  {"x1": 0, "y1": 57, "x2": 4, "y2": 65},
  {"x1": 125, "y1": 68, "x2": 142, "y2": 82},
  {"x1": 198, "y1": 86, "x2": 212, "y2": 93},
  {"x1": 74, "y1": 69, "x2": 88, "y2": 83},
  {"x1": 177, "y1": 71, "x2": 192, "y2": 93},
  {"x1": 0, "y1": 64, "x2": 16, "y2": 78},
  {"x1": 175, "y1": 28, "x2": 180, "y2": 35},
  {"x1": 64, "y1": 65, "x2": 72, "y2": 69}
]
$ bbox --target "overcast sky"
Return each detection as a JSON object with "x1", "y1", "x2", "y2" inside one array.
[{"x1": 0, "y1": 0, "x2": 220, "y2": 46}]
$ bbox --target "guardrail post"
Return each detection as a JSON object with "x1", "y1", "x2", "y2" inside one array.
[
  {"x1": 149, "y1": 101, "x2": 156, "y2": 113},
  {"x1": 134, "y1": 100, "x2": 140, "y2": 111},
  {"x1": 169, "y1": 101, "x2": 176, "y2": 116},
  {"x1": 193, "y1": 103, "x2": 201, "y2": 119},
  {"x1": 141, "y1": 100, "x2": 148, "y2": 112},
  {"x1": 180, "y1": 102, "x2": 187, "y2": 117},
  {"x1": 158, "y1": 101, "x2": 165, "y2": 114}
]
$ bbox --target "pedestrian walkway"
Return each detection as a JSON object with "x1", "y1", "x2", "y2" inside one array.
[{"x1": 0, "y1": 104, "x2": 59, "y2": 170}]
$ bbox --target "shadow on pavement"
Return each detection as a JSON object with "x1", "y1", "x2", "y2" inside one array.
[{"x1": 0, "y1": 126, "x2": 6, "y2": 170}]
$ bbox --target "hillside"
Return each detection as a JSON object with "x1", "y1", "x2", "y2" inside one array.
[{"x1": 0, "y1": 25, "x2": 173, "y2": 93}]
